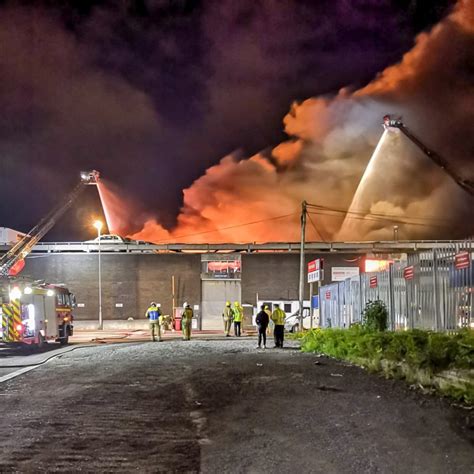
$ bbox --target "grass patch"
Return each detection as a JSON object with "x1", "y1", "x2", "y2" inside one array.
[{"x1": 301, "y1": 327, "x2": 474, "y2": 403}]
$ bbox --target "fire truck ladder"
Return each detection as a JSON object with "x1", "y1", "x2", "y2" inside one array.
[
  {"x1": 0, "y1": 170, "x2": 100, "y2": 277},
  {"x1": 383, "y1": 115, "x2": 474, "y2": 197}
]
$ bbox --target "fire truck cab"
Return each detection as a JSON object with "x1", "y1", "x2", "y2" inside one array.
[{"x1": 0, "y1": 282, "x2": 75, "y2": 346}]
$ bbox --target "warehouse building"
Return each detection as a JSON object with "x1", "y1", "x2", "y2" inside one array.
[{"x1": 13, "y1": 241, "x2": 428, "y2": 329}]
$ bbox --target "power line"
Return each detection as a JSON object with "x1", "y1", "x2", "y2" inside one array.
[
  {"x1": 154, "y1": 200, "x2": 453, "y2": 244},
  {"x1": 307, "y1": 208, "x2": 451, "y2": 229},
  {"x1": 306, "y1": 202, "x2": 457, "y2": 225},
  {"x1": 307, "y1": 212, "x2": 327, "y2": 242},
  {"x1": 156, "y1": 212, "x2": 298, "y2": 243}
]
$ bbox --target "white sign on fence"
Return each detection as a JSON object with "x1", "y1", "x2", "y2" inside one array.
[{"x1": 331, "y1": 267, "x2": 360, "y2": 282}]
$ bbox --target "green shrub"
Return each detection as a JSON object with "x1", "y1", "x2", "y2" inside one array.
[
  {"x1": 301, "y1": 327, "x2": 474, "y2": 403},
  {"x1": 362, "y1": 300, "x2": 388, "y2": 332}
]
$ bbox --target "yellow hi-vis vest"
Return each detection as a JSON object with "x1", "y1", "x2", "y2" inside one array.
[
  {"x1": 233, "y1": 305, "x2": 243, "y2": 322},
  {"x1": 272, "y1": 308, "x2": 286, "y2": 325}
]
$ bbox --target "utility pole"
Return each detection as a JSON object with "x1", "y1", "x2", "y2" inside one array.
[
  {"x1": 298, "y1": 201, "x2": 307, "y2": 330},
  {"x1": 93, "y1": 220, "x2": 103, "y2": 331},
  {"x1": 172, "y1": 275, "x2": 176, "y2": 331}
]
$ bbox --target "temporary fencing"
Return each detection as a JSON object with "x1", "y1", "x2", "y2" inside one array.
[{"x1": 319, "y1": 241, "x2": 473, "y2": 331}]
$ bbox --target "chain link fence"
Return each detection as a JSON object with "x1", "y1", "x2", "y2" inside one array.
[{"x1": 319, "y1": 241, "x2": 473, "y2": 331}]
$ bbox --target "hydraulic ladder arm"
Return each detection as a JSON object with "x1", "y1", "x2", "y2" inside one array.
[
  {"x1": 382, "y1": 116, "x2": 474, "y2": 197},
  {"x1": 0, "y1": 170, "x2": 100, "y2": 277}
]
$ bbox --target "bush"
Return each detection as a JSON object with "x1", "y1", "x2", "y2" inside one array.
[
  {"x1": 301, "y1": 327, "x2": 474, "y2": 403},
  {"x1": 362, "y1": 300, "x2": 388, "y2": 332}
]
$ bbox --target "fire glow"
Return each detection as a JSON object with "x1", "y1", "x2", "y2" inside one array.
[
  {"x1": 95, "y1": 1, "x2": 474, "y2": 244},
  {"x1": 365, "y1": 259, "x2": 393, "y2": 273}
]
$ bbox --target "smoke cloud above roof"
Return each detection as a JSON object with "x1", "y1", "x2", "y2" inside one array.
[{"x1": 128, "y1": 0, "x2": 473, "y2": 243}]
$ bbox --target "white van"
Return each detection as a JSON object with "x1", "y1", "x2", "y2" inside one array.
[{"x1": 253, "y1": 300, "x2": 317, "y2": 331}]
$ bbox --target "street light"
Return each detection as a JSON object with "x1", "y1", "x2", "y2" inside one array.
[{"x1": 93, "y1": 220, "x2": 103, "y2": 330}]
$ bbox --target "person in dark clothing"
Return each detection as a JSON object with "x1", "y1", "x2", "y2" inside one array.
[{"x1": 255, "y1": 305, "x2": 269, "y2": 349}]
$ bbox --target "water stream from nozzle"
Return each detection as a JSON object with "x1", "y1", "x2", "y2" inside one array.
[
  {"x1": 96, "y1": 181, "x2": 114, "y2": 233},
  {"x1": 337, "y1": 129, "x2": 388, "y2": 240}
]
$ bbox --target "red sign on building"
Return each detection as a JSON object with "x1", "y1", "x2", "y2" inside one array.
[
  {"x1": 325, "y1": 291, "x2": 331, "y2": 300},
  {"x1": 403, "y1": 265, "x2": 414, "y2": 280},
  {"x1": 455, "y1": 251, "x2": 470, "y2": 270},
  {"x1": 308, "y1": 259, "x2": 322, "y2": 273},
  {"x1": 369, "y1": 276, "x2": 378, "y2": 288}
]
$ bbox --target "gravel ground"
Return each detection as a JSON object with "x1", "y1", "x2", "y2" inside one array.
[{"x1": 0, "y1": 337, "x2": 472, "y2": 473}]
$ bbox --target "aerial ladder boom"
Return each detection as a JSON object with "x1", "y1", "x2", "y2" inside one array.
[
  {"x1": 383, "y1": 115, "x2": 474, "y2": 197},
  {"x1": 0, "y1": 170, "x2": 100, "y2": 277}
]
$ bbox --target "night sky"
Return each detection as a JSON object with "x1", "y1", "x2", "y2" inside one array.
[{"x1": 0, "y1": 0, "x2": 459, "y2": 240}]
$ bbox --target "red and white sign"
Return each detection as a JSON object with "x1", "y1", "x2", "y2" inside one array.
[
  {"x1": 403, "y1": 265, "x2": 414, "y2": 280},
  {"x1": 308, "y1": 259, "x2": 322, "y2": 272},
  {"x1": 369, "y1": 276, "x2": 378, "y2": 288},
  {"x1": 308, "y1": 259, "x2": 323, "y2": 283},
  {"x1": 325, "y1": 291, "x2": 331, "y2": 300},
  {"x1": 455, "y1": 251, "x2": 470, "y2": 270}
]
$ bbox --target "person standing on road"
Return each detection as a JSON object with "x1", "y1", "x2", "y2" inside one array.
[
  {"x1": 265, "y1": 305, "x2": 273, "y2": 336},
  {"x1": 233, "y1": 301, "x2": 243, "y2": 337},
  {"x1": 146, "y1": 302, "x2": 162, "y2": 342},
  {"x1": 255, "y1": 305, "x2": 269, "y2": 349},
  {"x1": 222, "y1": 301, "x2": 234, "y2": 337},
  {"x1": 271, "y1": 303, "x2": 286, "y2": 348},
  {"x1": 182, "y1": 304, "x2": 193, "y2": 341}
]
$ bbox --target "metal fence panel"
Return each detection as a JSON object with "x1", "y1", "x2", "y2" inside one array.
[{"x1": 319, "y1": 241, "x2": 473, "y2": 331}]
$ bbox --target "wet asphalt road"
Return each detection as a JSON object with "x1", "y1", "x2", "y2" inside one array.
[{"x1": 0, "y1": 338, "x2": 473, "y2": 473}]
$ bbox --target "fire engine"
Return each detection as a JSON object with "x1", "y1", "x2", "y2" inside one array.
[
  {"x1": 0, "y1": 170, "x2": 100, "y2": 345},
  {"x1": 0, "y1": 282, "x2": 75, "y2": 346}
]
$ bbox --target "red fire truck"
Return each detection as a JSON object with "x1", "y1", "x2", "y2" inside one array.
[
  {"x1": 0, "y1": 282, "x2": 75, "y2": 346},
  {"x1": 0, "y1": 171, "x2": 99, "y2": 346}
]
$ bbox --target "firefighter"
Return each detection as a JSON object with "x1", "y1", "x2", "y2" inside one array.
[
  {"x1": 271, "y1": 303, "x2": 286, "y2": 348},
  {"x1": 146, "y1": 302, "x2": 162, "y2": 342},
  {"x1": 182, "y1": 304, "x2": 193, "y2": 341},
  {"x1": 233, "y1": 301, "x2": 243, "y2": 337},
  {"x1": 222, "y1": 301, "x2": 234, "y2": 337},
  {"x1": 255, "y1": 304, "x2": 269, "y2": 349},
  {"x1": 265, "y1": 305, "x2": 273, "y2": 336}
]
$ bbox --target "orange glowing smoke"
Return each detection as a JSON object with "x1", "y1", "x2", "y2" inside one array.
[{"x1": 101, "y1": 0, "x2": 474, "y2": 243}]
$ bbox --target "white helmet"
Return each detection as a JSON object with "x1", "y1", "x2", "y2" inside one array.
[
  {"x1": 157, "y1": 303, "x2": 161, "y2": 308},
  {"x1": 183, "y1": 301, "x2": 188, "y2": 309}
]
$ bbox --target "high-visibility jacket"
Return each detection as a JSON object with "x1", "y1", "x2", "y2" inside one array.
[
  {"x1": 271, "y1": 308, "x2": 286, "y2": 325},
  {"x1": 223, "y1": 306, "x2": 234, "y2": 321},
  {"x1": 233, "y1": 304, "x2": 243, "y2": 322},
  {"x1": 182, "y1": 307, "x2": 193, "y2": 322},
  {"x1": 146, "y1": 306, "x2": 161, "y2": 321}
]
